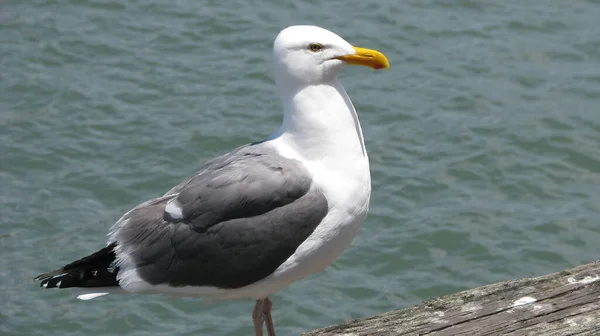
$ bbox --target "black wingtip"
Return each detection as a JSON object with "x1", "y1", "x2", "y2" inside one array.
[
  {"x1": 34, "y1": 268, "x2": 67, "y2": 288},
  {"x1": 35, "y1": 243, "x2": 120, "y2": 289},
  {"x1": 34, "y1": 269, "x2": 64, "y2": 282}
]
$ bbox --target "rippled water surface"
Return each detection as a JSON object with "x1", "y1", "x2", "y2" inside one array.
[{"x1": 2, "y1": 0, "x2": 600, "y2": 335}]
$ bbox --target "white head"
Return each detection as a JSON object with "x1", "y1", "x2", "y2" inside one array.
[{"x1": 273, "y1": 25, "x2": 389, "y2": 88}]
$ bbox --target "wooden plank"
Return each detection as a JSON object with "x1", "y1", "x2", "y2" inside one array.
[{"x1": 303, "y1": 260, "x2": 600, "y2": 336}]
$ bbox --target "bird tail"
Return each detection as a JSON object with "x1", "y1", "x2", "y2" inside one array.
[{"x1": 35, "y1": 242, "x2": 120, "y2": 289}]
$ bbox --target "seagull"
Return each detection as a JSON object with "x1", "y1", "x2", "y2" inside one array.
[{"x1": 35, "y1": 25, "x2": 389, "y2": 336}]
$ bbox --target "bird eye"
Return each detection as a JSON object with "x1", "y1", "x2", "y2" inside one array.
[{"x1": 309, "y1": 43, "x2": 323, "y2": 52}]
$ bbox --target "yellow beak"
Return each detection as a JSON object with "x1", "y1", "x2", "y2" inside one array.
[{"x1": 335, "y1": 46, "x2": 390, "y2": 70}]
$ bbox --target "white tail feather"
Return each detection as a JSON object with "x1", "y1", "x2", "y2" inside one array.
[{"x1": 77, "y1": 293, "x2": 109, "y2": 300}]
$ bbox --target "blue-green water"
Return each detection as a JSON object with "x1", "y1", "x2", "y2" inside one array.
[{"x1": 1, "y1": 0, "x2": 600, "y2": 335}]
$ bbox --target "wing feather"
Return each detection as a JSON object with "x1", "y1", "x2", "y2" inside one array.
[{"x1": 110, "y1": 145, "x2": 328, "y2": 289}]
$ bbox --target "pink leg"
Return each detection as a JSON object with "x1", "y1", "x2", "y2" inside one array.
[
  {"x1": 252, "y1": 299, "x2": 265, "y2": 336},
  {"x1": 263, "y1": 297, "x2": 276, "y2": 336}
]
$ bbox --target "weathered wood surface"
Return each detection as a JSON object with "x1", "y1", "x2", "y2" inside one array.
[{"x1": 304, "y1": 260, "x2": 600, "y2": 336}]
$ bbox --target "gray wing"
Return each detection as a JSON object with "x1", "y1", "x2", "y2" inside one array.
[{"x1": 111, "y1": 145, "x2": 328, "y2": 289}]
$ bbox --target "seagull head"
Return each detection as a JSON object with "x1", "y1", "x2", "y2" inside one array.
[{"x1": 273, "y1": 25, "x2": 390, "y2": 87}]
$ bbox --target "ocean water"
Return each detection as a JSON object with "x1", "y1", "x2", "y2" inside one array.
[{"x1": 1, "y1": 0, "x2": 599, "y2": 335}]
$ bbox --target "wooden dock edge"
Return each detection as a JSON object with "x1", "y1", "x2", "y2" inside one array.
[{"x1": 303, "y1": 260, "x2": 600, "y2": 336}]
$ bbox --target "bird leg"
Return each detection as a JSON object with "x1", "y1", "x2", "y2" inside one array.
[
  {"x1": 263, "y1": 297, "x2": 276, "y2": 336},
  {"x1": 252, "y1": 299, "x2": 265, "y2": 336},
  {"x1": 252, "y1": 297, "x2": 276, "y2": 336}
]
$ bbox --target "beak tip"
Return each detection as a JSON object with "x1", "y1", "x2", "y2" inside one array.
[{"x1": 374, "y1": 63, "x2": 390, "y2": 70}]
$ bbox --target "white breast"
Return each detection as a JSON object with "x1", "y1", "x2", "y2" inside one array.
[{"x1": 285, "y1": 156, "x2": 372, "y2": 274}]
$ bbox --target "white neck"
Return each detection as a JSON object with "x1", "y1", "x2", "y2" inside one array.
[{"x1": 268, "y1": 79, "x2": 368, "y2": 169}]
